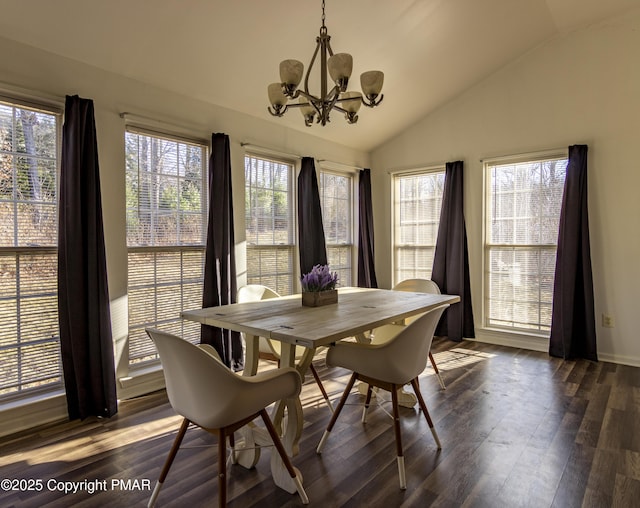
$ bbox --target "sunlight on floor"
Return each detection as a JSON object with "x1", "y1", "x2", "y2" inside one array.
[
  {"x1": 2, "y1": 413, "x2": 182, "y2": 467},
  {"x1": 431, "y1": 347, "x2": 496, "y2": 371}
]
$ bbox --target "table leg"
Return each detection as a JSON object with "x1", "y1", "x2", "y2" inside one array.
[
  {"x1": 243, "y1": 334, "x2": 259, "y2": 377},
  {"x1": 237, "y1": 338, "x2": 307, "y2": 493},
  {"x1": 236, "y1": 334, "x2": 261, "y2": 469},
  {"x1": 269, "y1": 342, "x2": 304, "y2": 493}
]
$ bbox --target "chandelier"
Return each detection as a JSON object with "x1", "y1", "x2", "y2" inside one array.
[{"x1": 267, "y1": 0, "x2": 384, "y2": 127}]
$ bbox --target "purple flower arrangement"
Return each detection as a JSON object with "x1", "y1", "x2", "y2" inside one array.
[{"x1": 301, "y1": 264, "x2": 339, "y2": 292}]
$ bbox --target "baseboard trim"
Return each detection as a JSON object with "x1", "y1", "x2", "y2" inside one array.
[
  {"x1": 472, "y1": 329, "x2": 640, "y2": 367},
  {"x1": 0, "y1": 392, "x2": 68, "y2": 439}
]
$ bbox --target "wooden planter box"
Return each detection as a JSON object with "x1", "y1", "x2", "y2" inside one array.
[{"x1": 302, "y1": 289, "x2": 338, "y2": 307}]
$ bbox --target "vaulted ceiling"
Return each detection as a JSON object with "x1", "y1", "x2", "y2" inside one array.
[{"x1": 1, "y1": 0, "x2": 638, "y2": 151}]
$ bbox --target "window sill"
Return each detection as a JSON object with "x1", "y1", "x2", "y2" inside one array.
[
  {"x1": 472, "y1": 327, "x2": 549, "y2": 352},
  {"x1": 118, "y1": 363, "x2": 166, "y2": 400},
  {"x1": 0, "y1": 390, "x2": 68, "y2": 439}
]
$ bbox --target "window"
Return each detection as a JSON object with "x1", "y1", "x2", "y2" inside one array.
[
  {"x1": 244, "y1": 154, "x2": 295, "y2": 295},
  {"x1": 392, "y1": 170, "x2": 445, "y2": 284},
  {"x1": 318, "y1": 170, "x2": 353, "y2": 287},
  {"x1": 484, "y1": 154, "x2": 567, "y2": 333},
  {"x1": 125, "y1": 128, "x2": 207, "y2": 365},
  {"x1": 0, "y1": 98, "x2": 61, "y2": 400}
]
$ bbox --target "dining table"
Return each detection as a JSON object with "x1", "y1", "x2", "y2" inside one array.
[{"x1": 181, "y1": 286, "x2": 460, "y2": 495}]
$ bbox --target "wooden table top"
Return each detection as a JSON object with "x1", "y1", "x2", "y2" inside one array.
[{"x1": 182, "y1": 287, "x2": 460, "y2": 348}]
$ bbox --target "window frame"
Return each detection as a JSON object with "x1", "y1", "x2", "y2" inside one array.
[
  {"x1": 391, "y1": 166, "x2": 446, "y2": 287},
  {"x1": 317, "y1": 165, "x2": 356, "y2": 288},
  {"x1": 124, "y1": 125, "x2": 208, "y2": 368},
  {"x1": 482, "y1": 150, "x2": 568, "y2": 336},
  {"x1": 0, "y1": 95, "x2": 63, "y2": 402},
  {"x1": 244, "y1": 151, "x2": 297, "y2": 295}
]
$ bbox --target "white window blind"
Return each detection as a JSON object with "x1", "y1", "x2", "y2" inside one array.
[
  {"x1": 0, "y1": 99, "x2": 61, "y2": 400},
  {"x1": 393, "y1": 170, "x2": 445, "y2": 284},
  {"x1": 245, "y1": 154, "x2": 294, "y2": 295},
  {"x1": 318, "y1": 170, "x2": 353, "y2": 287},
  {"x1": 484, "y1": 155, "x2": 567, "y2": 333},
  {"x1": 125, "y1": 129, "x2": 207, "y2": 365}
]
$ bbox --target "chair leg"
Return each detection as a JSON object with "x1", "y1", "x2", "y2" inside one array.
[
  {"x1": 259, "y1": 409, "x2": 309, "y2": 504},
  {"x1": 362, "y1": 384, "x2": 373, "y2": 423},
  {"x1": 390, "y1": 384, "x2": 407, "y2": 490},
  {"x1": 228, "y1": 432, "x2": 237, "y2": 466},
  {"x1": 317, "y1": 372, "x2": 358, "y2": 454},
  {"x1": 429, "y1": 352, "x2": 446, "y2": 389},
  {"x1": 411, "y1": 378, "x2": 442, "y2": 449},
  {"x1": 148, "y1": 418, "x2": 189, "y2": 508},
  {"x1": 218, "y1": 428, "x2": 227, "y2": 508},
  {"x1": 309, "y1": 363, "x2": 334, "y2": 412}
]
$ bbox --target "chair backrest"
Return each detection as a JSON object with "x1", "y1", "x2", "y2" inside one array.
[
  {"x1": 146, "y1": 328, "x2": 249, "y2": 429},
  {"x1": 393, "y1": 278, "x2": 441, "y2": 325},
  {"x1": 376, "y1": 304, "x2": 449, "y2": 384},
  {"x1": 237, "y1": 284, "x2": 280, "y2": 302},
  {"x1": 393, "y1": 278, "x2": 440, "y2": 294},
  {"x1": 237, "y1": 285, "x2": 281, "y2": 355}
]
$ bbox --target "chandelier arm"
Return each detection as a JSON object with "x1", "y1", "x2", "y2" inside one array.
[
  {"x1": 296, "y1": 90, "x2": 320, "y2": 103},
  {"x1": 326, "y1": 39, "x2": 334, "y2": 58},
  {"x1": 332, "y1": 104, "x2": 349, "y2": 114},
  {"x1": 326, "y1": 87, "x2": 341, "y2": 110},
  {"x1": 362, "y1": 94, "x2": 384, "y2": 108},
  {"x1": 268, "y1": 105, "x2": 288, "y2": 117},
  {"x1": 335, "y1": 95, "x2": 363, "y2": 105},
  {"x1": 303, "y1": 40, "x2": 322, "y2": 96}
]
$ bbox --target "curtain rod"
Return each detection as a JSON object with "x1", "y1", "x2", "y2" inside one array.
[
  {"x1": 316, "y1": 159, "x2": 362, "y2": 172},
  {"x1": 119, "y1": 112, "x2": 209, "y2": 144},
  {"x1": 479, "y1": 147, "x2": 567, "y2": 163},
  {"x1": 0, "y1": 81, "x2": 64, "y2": 111},
  {"x1": 240, "y1": 142, "x2": 302, "y2": 160},
  {"x1": 387, "y1": 160, "x2": 451, "y2": 175},
  {"x1": 241, "y1": 142, "x2": 362, "y2": 171}
]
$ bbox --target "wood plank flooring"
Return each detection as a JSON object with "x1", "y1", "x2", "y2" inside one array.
[{"x1": 1, "y1": 339, "x2": 639, "y2": 507}]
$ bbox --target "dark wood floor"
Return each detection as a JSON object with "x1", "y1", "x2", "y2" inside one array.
[{"x1": 1, "y1": 339, "x2": 639, "y2": 507}]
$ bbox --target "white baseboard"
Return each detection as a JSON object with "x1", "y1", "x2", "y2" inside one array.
[
  {"x1": 472, "y1": 329, "x2": 640, "y2": 367},
  {"x1": 0, "y1": 392, "x2": 68, "y2": 439},
  {"x1": 0, "y1": 368, "x2": 166, "y2": 439},
  {"x1": 597, "y1": 352, "x2": 640, "y2": 368}
]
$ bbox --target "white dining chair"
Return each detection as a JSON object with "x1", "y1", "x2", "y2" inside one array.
[
  {"x1": 316, "y1": 304, "x2": 449, "y2": 490},
  {"x1": 146, "y1": 328, "x2": 309, "y2": 507},
  {"x1": 237, "y1": 284, "x2": 334, "y2": 411},
  {"x1": 370, "y1": 278, "x2": 447, "y2": 389}
]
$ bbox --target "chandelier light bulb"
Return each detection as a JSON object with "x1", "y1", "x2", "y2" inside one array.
[
  {"x1": 327, "y1": 53, "x2": 353, "y2": 92},
  {"x1": 279, "y1": 60, "x2": 304, "y2": 95}
]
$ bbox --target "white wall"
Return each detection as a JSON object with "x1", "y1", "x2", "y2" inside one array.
[
  {"x1": 0, "y1": 35, "x2": 369, "y2": 434},
  {"x1": 371, "y1": 9, "x2": 640, "y2": 366}
]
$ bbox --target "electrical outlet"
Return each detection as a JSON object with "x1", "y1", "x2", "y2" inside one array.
[{"x1": 602, "y1": 313, "x2": 615, "y2": 328}]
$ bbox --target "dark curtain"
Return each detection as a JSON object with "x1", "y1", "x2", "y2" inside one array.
[
  {"x1": 431, "y1": 160, "x2": 475, "y2": 341},
  {"x1": 201, "y1": 133, "x2": 242, "y2": 370},
  {"x1": 298, "y1": 157, "x2": 327, "y2": 275},
  {"x1": 58, "y1": 95, "x2": 117, "y2": 420},
  {"x1": 549, "y1": 145, "x2": 597, "y2": 361},
  {"x1": 357, "y1": 168, "x2": 378, "y2": 288}
]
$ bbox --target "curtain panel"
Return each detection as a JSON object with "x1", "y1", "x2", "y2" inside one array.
[
  {"x1": 201, "y1": 133, "x2": 242, "y2": 370},
  {"x1": 549, "y1": 145, "x2": 597, "y2": 361},
  {"x1": 431, "y1": 160, "x2": 475, "y2": 341},
  {"x1": 357, "y1": 168, "x2": 378, "y2": 288},
  {"x1": 58, "y1": 95, "x2": 117, "y2": 420},
  {"x1": 298, "y1": 157, "x2": 328, "y2": 276}
]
